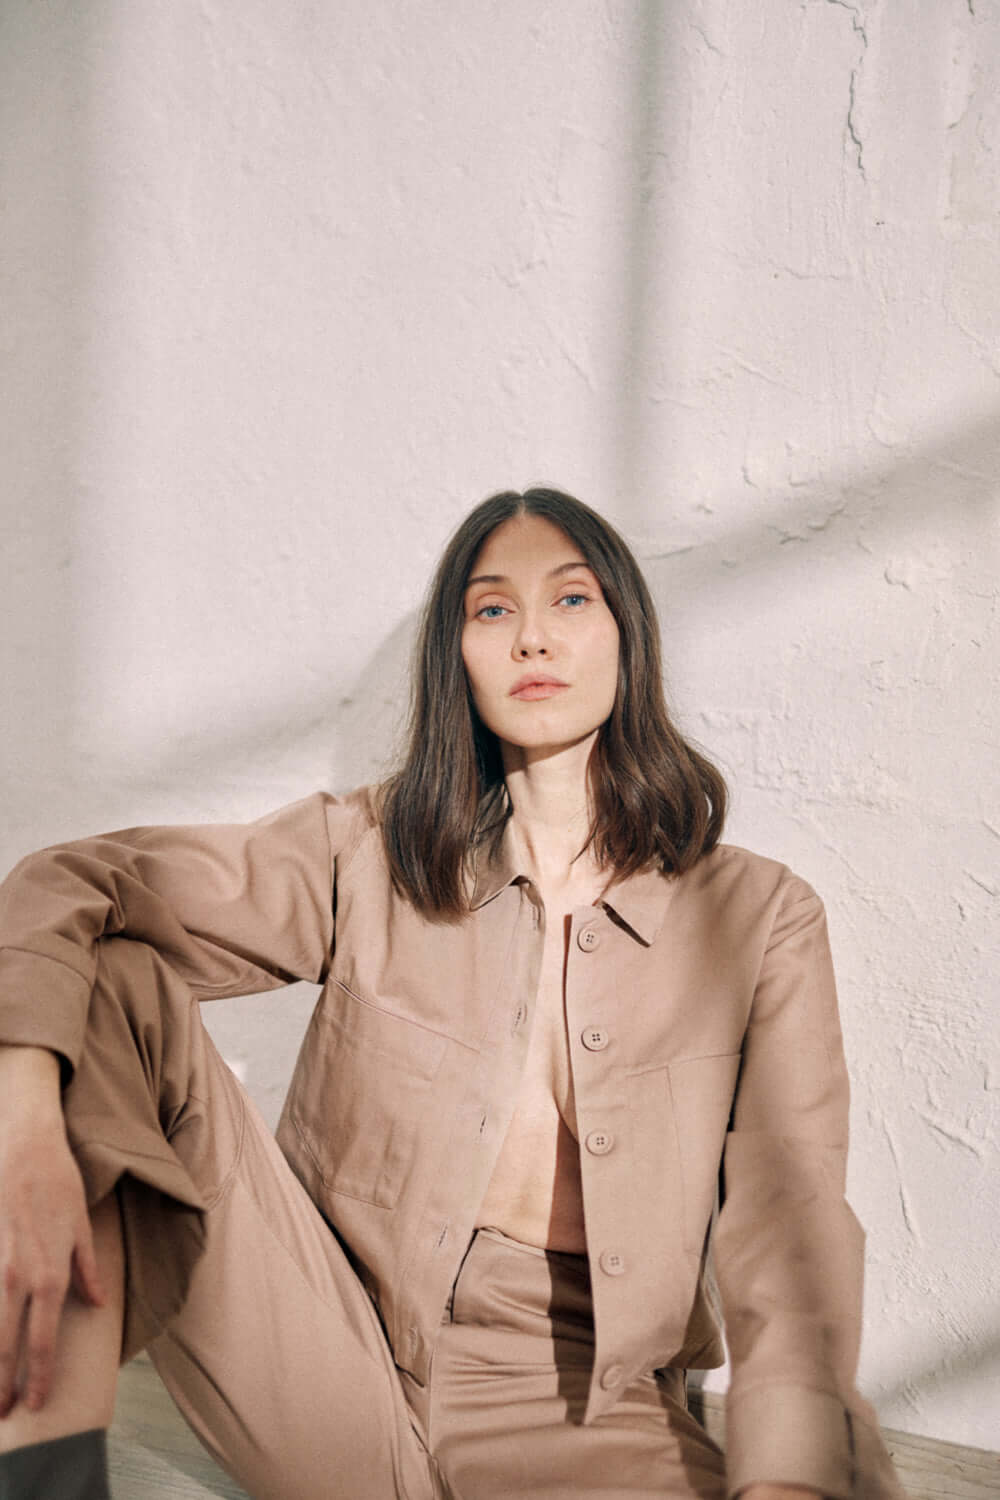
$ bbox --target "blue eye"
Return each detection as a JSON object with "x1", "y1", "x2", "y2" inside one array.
[
  {"x1": 477, "y1": 604, "x2": 508, "y2": 620},
  {"x1": 559, "y1": 593, "x2": 588, "y2": 608}
]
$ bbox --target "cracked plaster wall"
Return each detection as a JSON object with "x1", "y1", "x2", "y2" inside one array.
[{"x1": 2, "y1": 0, "x2": 998, "y2": 1451}]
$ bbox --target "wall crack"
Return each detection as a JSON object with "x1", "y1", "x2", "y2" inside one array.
[
  {"x1": 918, "y1": 1111, "x2": 986, "y2": 1161},
  {"x1": 823, "y1": 0, "x2": 869, "y2": 179},
  {"x1": 881, "y1": 1115, "x2": 921, "y2": 1243}
]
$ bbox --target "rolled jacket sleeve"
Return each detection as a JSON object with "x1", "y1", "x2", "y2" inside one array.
[
  {"x1": 714, "y1": 880, "x2": 875, "y2": 1500},
  {"x1": 0, "y1": 792, "x2": 348, "y2": 1077}
]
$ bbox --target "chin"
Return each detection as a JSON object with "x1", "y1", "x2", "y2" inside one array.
[{"x1": 495, "y1": 723, "x2": 605, "y2": 760}]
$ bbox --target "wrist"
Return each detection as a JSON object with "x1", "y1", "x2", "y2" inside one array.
[{"x1": 0, "y1": 1044, "x2": 63, "y2": 1119}]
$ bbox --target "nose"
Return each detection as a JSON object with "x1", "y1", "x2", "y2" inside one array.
[{"x1": 512, "y1": 609, "x2": 550, "y2": 660}]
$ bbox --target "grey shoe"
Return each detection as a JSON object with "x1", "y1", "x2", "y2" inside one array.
[{"x1": 0, "y1": 1429, "x2": 110, "y2": 1500}]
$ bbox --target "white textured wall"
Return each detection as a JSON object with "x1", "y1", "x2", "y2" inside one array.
[{"x1": 2, "y1": 0, "x2": 998, "y2": 1451}]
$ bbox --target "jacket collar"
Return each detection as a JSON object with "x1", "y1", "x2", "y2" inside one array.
[
  {"x1": 598, "y1": 863, "x2": 678, "y2": 946},
  {"x1": 469, "y1": 824, "x2": 677, "y2": 946},
  {"x1": 468, "y1": 827, "x2": 524, "y2": 911}
]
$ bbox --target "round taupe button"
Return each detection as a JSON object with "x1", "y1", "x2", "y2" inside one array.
[
  {"x1": 585, "y1": 1129, "x2": 614, "y2": 1155},
  {"x1": 577, "y1": 926, "x2": 600, "y2": 951},
  {"x1": 600, "y1": 1363, "x2": 625, "y2": 1390},
  {"x1": 599, "y1": 1248, "x2": 626, "y2": 1276},
  {"x1": 581, "y1": 1026, "x2": 609, "y2": 1051}
]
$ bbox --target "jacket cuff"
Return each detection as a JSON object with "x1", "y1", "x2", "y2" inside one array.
[
  {"x1": 725, "y1": 1382, "x2": 853, "y2": 1499},
  {"x1": 0, "y1": 946, "x2": 90, "y2": 1074}
]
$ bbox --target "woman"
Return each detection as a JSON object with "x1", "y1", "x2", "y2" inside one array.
[{"x1": 0, "y1": 489, "x2": 904, "y2": 1499}]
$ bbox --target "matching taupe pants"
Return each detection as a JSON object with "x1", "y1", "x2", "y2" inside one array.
[{"x1": 67, "y1": 939, "x2": 727, "y2": 1500}]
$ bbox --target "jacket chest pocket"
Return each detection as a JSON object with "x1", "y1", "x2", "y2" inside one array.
[{"x1": 289, "y1": 980, "x2": 448, "y2": 1208}]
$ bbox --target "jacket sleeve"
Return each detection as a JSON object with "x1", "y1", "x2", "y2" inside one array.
[
  {"x1": 0, "y1": 792, "x2": 350, "y2": 1078},
  {"x1": 713, "y1": 879, "x2": 901, "y2": 1500}
]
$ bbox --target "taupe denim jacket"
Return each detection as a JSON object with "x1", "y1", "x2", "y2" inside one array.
[{"x1": 0, "y1": 788, "x2": 901, "y2": 1498}]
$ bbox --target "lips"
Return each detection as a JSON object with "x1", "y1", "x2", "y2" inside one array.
[{"x1": 510, "y1": 674, "x2": 569, "y2": 701}]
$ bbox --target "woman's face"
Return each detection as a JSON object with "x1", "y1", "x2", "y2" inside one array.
[{"x1": 461, "y1": 514, "x2": 620, "y2": 757}]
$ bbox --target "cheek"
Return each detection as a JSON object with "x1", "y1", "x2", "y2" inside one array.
[
  {"x1": 460, "y1": 625, "x2": 477, "y2": 677},
  {"x1": 598, "y1": 625, "x2": 621, "y2": 702},
  {"x1": 460, "y1": 631, "x2": 490, "y2": 705}
]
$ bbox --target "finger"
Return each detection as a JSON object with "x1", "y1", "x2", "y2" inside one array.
[
  {"x1": 0, "y1": 1264, "x2": 27, "y2": 1418},
  {"x1": 22, "y1": 1276, "x2": 67, "y2": 1411},
  {"x1": 70, "y1": 1224, "x2": 106, "y2": 1308}
]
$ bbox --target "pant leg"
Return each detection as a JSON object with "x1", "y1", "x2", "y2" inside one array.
[
  {"x1": 413, "y1": 1229, "x2": 727, "y2": 1500},
  {"x1": 64, "y1": 938, "x2": 435, "y2": 1500}
]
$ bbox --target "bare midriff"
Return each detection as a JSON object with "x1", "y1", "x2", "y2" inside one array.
[{"x1": 475, "y1": 886, "x2": 601, "y2": 1254}]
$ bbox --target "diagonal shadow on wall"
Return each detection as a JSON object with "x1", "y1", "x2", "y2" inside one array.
[
  {"x1": 613, "y1": 0, "x2": 669, "y2": 519},
  {"x1": 85, "y1": 400, "x2": 999, "y2": 799},
  {"x1": 0, "y1": 5, "x2": 98, "y2": 849}
]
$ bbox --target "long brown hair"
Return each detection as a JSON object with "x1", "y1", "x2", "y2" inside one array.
[{"x1": 380, "y1": 488, "x2": 727, "y2": 917}]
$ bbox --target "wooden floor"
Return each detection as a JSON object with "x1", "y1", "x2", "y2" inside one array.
[
  {"x1": 109, "y1": 1354, "x2": 999, "y2": 1499},
  {"x1": 109, "y1": 1356, "x2": 248, "y2": 1499}
]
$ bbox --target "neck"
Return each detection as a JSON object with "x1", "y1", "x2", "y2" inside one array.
[{"x1": 500, "y1": 734, "x2": 602, "y2": 887}]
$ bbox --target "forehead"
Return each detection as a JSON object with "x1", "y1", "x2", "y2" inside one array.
[{"x1": 466, "y1": 514, "x2": 589, "y2": 579}]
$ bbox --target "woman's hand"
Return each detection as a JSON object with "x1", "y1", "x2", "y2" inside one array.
[{"x1": 0, "y1": 1046, "x2": 106, "y2": 1415}]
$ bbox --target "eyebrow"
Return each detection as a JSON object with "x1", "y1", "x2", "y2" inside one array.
[{"x1": 464, "y1": 560, "x2": 594, "y2": 590}]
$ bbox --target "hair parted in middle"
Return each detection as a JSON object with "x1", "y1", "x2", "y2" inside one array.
[{"x1": 379, "y1": 487, "x2": 727, "y2": 918}]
